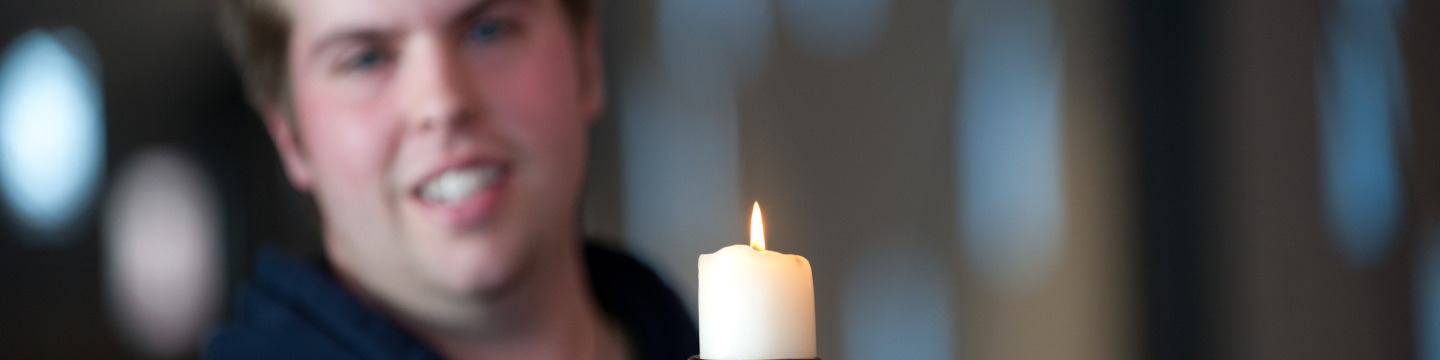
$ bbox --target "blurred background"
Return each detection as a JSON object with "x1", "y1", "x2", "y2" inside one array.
[{"x1": 0, "y1": 0, "x2": 1435, "y2": 359}]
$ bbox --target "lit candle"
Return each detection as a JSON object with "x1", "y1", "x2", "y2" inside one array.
[{"x1": 697, "y1": 202, "x2": 817, "y2": 359}]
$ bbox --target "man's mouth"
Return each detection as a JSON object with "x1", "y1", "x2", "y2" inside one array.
[{"x1": 416, "y1": 165, "x2": 505, "y2": 205}]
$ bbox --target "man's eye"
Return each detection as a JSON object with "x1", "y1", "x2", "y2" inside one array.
[
  {"x1": 466, "y1": 20, "x2": 513, "y2": 43},
  {"x1": 341, "y1": 49, "x2": 389, "y2": 72}
]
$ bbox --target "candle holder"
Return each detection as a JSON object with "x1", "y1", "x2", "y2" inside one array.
[{"x1": 689, "y1": 357, "x2": 820, "y2": 360}]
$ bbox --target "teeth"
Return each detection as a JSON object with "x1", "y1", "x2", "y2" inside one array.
[{"x1": 419, "y1": 166, "x2": 499, "y2": 204}]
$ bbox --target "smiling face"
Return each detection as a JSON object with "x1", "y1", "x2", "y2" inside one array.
[{"x1": 266, "y1": 0, "x2": 602, "y2": 325}]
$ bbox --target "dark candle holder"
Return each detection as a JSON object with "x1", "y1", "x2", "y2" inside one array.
[{"x1": 689, "y1": 356, "x2": 820, "y2": 360}]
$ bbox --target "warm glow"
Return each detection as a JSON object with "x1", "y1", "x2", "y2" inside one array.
[{"x1": 750, "y1": 202, "x2": 765, "y2": 252}]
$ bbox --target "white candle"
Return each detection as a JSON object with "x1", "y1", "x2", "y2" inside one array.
[{"x1": 698, "y1": 203, "x2": 817, "y2": 359}]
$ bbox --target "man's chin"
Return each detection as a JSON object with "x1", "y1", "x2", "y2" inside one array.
[{"x1": 423, "y1": 234, "x2": 529, "y2": 300}]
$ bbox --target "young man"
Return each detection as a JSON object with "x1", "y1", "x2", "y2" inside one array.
[{"x1": 205, "y1": 0, "x2": 697, "y2": 359}]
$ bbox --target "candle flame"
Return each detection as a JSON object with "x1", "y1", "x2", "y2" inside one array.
[{"x1": 750, "y1": 202, "x2": 765, "y2": 252}]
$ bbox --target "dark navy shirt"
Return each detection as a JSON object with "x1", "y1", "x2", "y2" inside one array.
[{"x1": 205, "y1": 242, "x2": 698, "y2": 360}]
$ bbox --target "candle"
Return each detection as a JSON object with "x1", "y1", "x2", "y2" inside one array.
[{"x1": 698, "y1": 202, "x2": 817, "y2": 359}]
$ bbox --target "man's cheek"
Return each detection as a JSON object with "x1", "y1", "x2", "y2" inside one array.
[{"x1": 302, "y1": 117, "x2": 396, "y2": 206}]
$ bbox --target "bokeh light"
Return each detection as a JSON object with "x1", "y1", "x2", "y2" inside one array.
[
  {"x1": 1317, "y1": 0, "x2": 1407, "y2": 267},
  {"x1": 103, "y1": 148, "x2": 224, "y2": 359},
  {"x1": 0, "y1": 28, "x2": 105, "y2": 245},
  {"x1": 951, "y1": 0, "x2": 1065, "y2": 290}
]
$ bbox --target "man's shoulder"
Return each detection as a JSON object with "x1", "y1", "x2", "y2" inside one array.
[
  {"x1": 583, "y1": 241, "x2": 699, "y2": 360},
  {"x1": 204, "y1": 248, "x2": 441, "y2": 360},
  {"x1": 204, "y1": 288, "x2": 359, "y2": 359},
  {"x1": 205, "y1": 244, "x2": 696, "y2": 360}
]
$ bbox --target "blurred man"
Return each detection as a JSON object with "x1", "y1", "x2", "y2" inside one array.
[{"x1": 205, "y1": 0, "x2": 697, "y2": 359}]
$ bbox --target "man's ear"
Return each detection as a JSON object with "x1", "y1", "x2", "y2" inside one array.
[
  {"x1": 263, "y1": 106, "x2": 315, "y2": 192},
  {"x1": 578, "y1": 21, "x2": 606, "y2": 125}
]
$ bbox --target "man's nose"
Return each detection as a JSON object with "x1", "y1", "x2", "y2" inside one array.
[{"x1": 402, "y1": 41, "x2": 474, "y2": 133}]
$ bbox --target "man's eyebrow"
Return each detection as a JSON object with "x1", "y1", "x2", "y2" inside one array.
[
  {"x1": 448, "y1": 0, "x2": 522, "y2": 27},
  {"x1": 307, "y1": 29, "x2": 397, "y2": 60}
]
